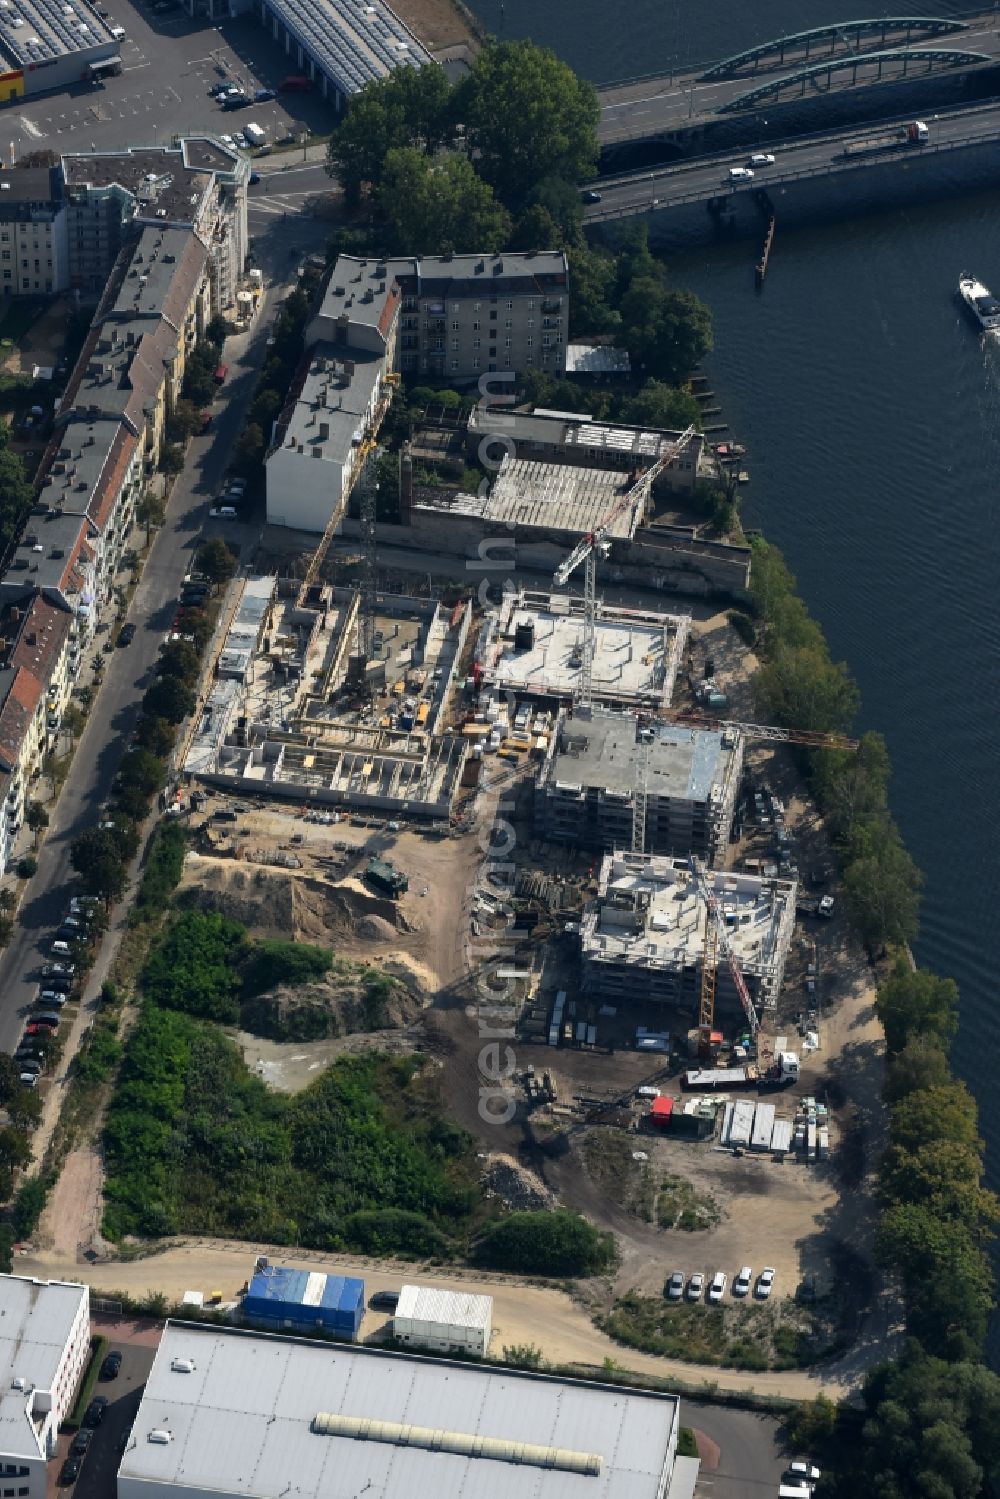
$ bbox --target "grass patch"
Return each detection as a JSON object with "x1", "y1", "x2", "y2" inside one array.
[
  {"x1": 599, "y1": 1291, "x2": 837, "y2": 1371},
  {"x1": 581, "y1": 1129, "x2": 656, "y2": 1220},
  {"x1": 656, "y1": 1175, "x2": 721, "y2": 1232},
  {"x1": 62, "y1": 1337, "x2": 107, "y2": 1432},
  {"x1": 677, "y1": 1427, "x2": 698, "y2": 1458}
]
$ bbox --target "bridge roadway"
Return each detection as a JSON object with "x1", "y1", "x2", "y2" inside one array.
[
  {"x1": 586, "y1": 101, "x2": 1000, "y2": 219},
  {"x1": 597, "y1": 10, "x2": 1000, "y2": 142}
]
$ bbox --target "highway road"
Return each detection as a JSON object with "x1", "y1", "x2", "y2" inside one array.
[
  {"x1": 586, "y1": 103, "x2": 1000, "y2": 218},
  {"x1": 596, "y1": 10, "x2": 1000, "y2": 142},
  {"x1": 0, "y1": 215, "x2": 321, "y2": 1059}
]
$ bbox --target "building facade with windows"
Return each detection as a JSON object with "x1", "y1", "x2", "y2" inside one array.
[
  {"x1": 0, "y1": 167, "x2": 68, "y2": 297},
  {"x1": 0, "y1": 1275, "x2": 89, "y2": 1499}
]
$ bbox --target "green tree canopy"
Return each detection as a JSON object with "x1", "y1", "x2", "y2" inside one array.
[
  {"x1": 455, "y1": 40, "x2": 599, "y2": 206},
  {"x1": 753, "y1": 642, "x2": 860, "y2": 736},
  {"x1": 876, "y1": 956, "x2": 958, "y2": 1055},
  {"x1": 473, "y1": 1209, "x2": 614, "y2": 1275},
  {"x1": 117, "y1": 748, "x2": 167, "y2": 798},
  {"x1": 326, "y1": 62, "x2": 453, "y2": 201},
  {"x1": 70, "y1": 828, "x2": 127, "y2": 904},
  {"x1": 620, "y1": 380, "x2": 703, "y2": 433},
  {"x1": 158, "y1": 638, "x2": 200, "y2": 685},
  {"x1": 196, "y1": 537, "x2": 237, "y2": 584},
  {"x1": 378, "y1": 148, "x2": 510, "y2": 255},
  {"x1": 842, "y1": 816, "x2": 923, "y2": 951},
  {"x1": 142, "y1": 675, "x2": 195, "y2": 725},
  {"x1": 884, "y1": 1034, "x2": 952, "y2": 1103}
]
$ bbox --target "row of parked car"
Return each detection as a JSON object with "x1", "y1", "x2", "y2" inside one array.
[
  {"x1": 209, "y1": 475, "x2": 246, "y2": 519},
  {"x1": 59, "y1": 1351, "x2": 123, "y2": 1485},
  {"x1": 14, "y1": 898, "x2": 99, "y2": 1083},
  {"x1": 665, "y1": 1265, "x2": 776, "y2": 1303}
]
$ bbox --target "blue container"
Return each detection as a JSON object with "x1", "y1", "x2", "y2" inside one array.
[{"x1": 243, "y1": 1266, "x2": 364, "y2": 1340}]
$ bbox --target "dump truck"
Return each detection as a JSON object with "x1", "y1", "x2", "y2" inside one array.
[{"x1": 842, "y1": 119, "x2": 928, "y2": 158}]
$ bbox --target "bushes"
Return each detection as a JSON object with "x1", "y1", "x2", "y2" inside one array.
[
  {"x1": 343, "y1": 1208, "x2": 452, "y2": 1259},
  {"x1": 135, "y1": 822, "x2": 187, "y2": 916},
  {"x1": 473, "y1": 1209, "x2": 614, "y2": 1276},
  {"x1": 242, "y1": 940, "x2": 332, "y2": 998},
  {"x1": 142, "y1": 910, "x2": 246, "y2": 1023}
]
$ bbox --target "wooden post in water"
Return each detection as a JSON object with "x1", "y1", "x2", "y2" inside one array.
[{"x1": 755, "y1": 213, "x2": 776, "y2": 290}]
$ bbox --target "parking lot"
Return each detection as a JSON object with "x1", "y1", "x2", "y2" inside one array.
[
  {"x1": 48, "y1": 1319, "x2": 158, "y2": 1499},
  {"x1": 7, "y1": 5, "x2": 335, "y2": 161}
]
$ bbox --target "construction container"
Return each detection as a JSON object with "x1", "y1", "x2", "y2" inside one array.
[
  {"x1": 750, "y1": 1102, "x2": 775, "y2": 1151},
  {"x1": 729, "y1": 1099, "x2": 755, "y2": 1148},
  {"x1": 770, "y1": 1118, "x2": 793, "y2": 1157},
  {"x1": 649, "y1": 1096, "x2": 674, "y2": 1129},
  {"x1": 242, "y1": 1262, "x2": 364, "y2": 1340},
  {"x1": 720, "y1": 1101, "x2": 735, "y2": 1145},
  {"x1": 818, "y1": 1125, "x2": 830, "y2": 1161},
  {"x1": 393, "y1": 1285, "x2": 492, "y2": 1357}
]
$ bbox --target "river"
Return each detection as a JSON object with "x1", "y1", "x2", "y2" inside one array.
[{"x1": 467, "y1": 0, "x2": 1000, "y2": 1350}]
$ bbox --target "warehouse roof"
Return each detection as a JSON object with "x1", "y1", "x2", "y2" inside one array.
[
  {"x1": 121, "y1": 1322, "x2": 683, "y2": 1499},
  {"x1": 396, "y1": 1284, "x2": 492, "y2": 1331},
  {"x1": 264, "y1": 0, "x2": 429, "y2": 95},
  {"x1": 0, "y1": 1276, "x2": 87, "y2": 1459},
  {"x1": 0, "y1": 0, "x2": 117, "y2": 67}
]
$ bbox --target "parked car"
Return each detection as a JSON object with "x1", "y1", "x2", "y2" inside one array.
[
  {"x1": 368, "y1": 1290, "x2": 399, "y2": 1311},
  {"x1": 756, "y1": 1267, "x2": 776, "y2": 1299},
  {"x1": 818, "y1": 895, "x2": 835, "y2": 918},
  {"x1": 83, "y1": 1396, "x2": 109, "y2": 1428},
  {"x1": 17, "y1": 1060, "x2": 41, "y2": 1075},
  {"x1": 70, "y1": 1429, "x2": 93, "y2": 1458},
  {"x1": 210, "y1": 506, "x2": 237, "y2": 519},
  {"x1": 100, "y1": 1350, "x2": 122, "y2": 1380},
  {"x1": 31, "y1": 1012, "x2": 61, "y2": 1029},
  {"x1": 233, "y1": 133, "x2": 249, "y2": 150},
  {"x1": 686, "y1": 1272, "x2": 704, "y2": 1301},
  {"x1": 43, "y1": 962, "x2": 74, "y2": 978},
  {"x1": 707, "y1": 1271, "x2": 727, "y2": 1303},
  {"x1": 733, "y1": 1265, "x2": 753, "y2": 1297},
  {"x1": 664, "y1": 1270, "x2": 685, "y2": 1302},
  {"x1": 38, "y1": 991, "x2": 67, "y2": 1007},
  {"x1": 59, "y1": 1457, "x2": 81, "y2": 1485},
  {"x1": 254, "y1": 86, "x2": 275, "y2": 101},
  {"x1": 18, "y1": 1073, "x2": 37, "y2": 1089},
  {"x1": 786, "y1": 1462, "x2": 821, "y2": 1484},
  {"x1": 117, "y1": 622, "x2": 135, "y2": 646}
]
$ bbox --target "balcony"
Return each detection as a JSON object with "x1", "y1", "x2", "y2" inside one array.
[{"x1": 542, "y1": 299, "x2": 562, "y2": 314}]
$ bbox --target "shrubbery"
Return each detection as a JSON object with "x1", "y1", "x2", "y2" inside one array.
[
  {"x1": 473, "y1": 1209, "x2": 614, "y2": 1277},
  {"x1": 242, "y1": 940, "x2": 332, "y2": 997},
  {"x1": 142, "y1": 910, "x2": 246, "y2": 1023}
]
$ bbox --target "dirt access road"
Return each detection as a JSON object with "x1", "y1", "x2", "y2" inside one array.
[{"x1": 16, "y1": 1238, "x2": 863, "y2": 1400}]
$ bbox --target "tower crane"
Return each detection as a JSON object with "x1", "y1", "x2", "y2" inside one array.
[
  {"x1": 553, "y1": 425, "x2": 697, "y2": 707},
  {"x1": 687, "y1": 853, "x2": 760, "y2": 1044}
]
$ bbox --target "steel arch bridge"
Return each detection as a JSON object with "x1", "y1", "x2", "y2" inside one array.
[
  {"x1": 718, "y1": 46, "x2": 991, "y2": 113},
  {"x1": 700, "y1": 17, "x2": 968, "y2": 80}
]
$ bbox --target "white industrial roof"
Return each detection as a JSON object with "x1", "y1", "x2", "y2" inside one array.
[
  {"x1": 396, "y1": 1284, "x2": 492, "y2": 1330},
  {"x1": 119, "y1": 1322, "x2": 681, "y2": 1499},
  {"x1": 0, "y1": 1276, "x2": 87, "y2": 1459}
]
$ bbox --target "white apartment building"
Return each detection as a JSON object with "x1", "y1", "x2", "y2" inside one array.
[{"x1": 0, "y1": 1276, "x2": 90, "y2": 1499}]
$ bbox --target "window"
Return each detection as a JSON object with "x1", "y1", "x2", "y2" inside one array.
[
  {"x1": 452, "y1": 302, "x2": 460, "y2": 313},
  {"x1": 473, "y1": 301, "x2": 481, "y2": 311},
  {"x1": 472, "y1": 320, "x2": 480, "y2": 331},
  {"x1": 1, "y1": 252, "x2": 9, "y2": 262},
  {"x1": 451, "y1": 319, "x2": 459, "y2": 330},
  {"x1": 527, "y1": 317, "x2": 533, "y2": 327},
  {"x1": 451, "y1": 338, "x2": 458, "y2": 351},
  {"x1": 451, "y1": 359, "x2": 458, "y2": 371},
  {"x1": 527, "y1": 299, "x2": 534, "y2": 309},
  {"x1": 20, "y1": 259, "x2": 26, "y2": 269},
  {"x1": 489, "y1": 310, "x2": 497, "y2": 321},
  {"x1": 504, "y1": 318, "x2": 512, "y2": 328},
  {"x1": 504, "y1": 337, "x2": 511, "y2": 348},
  {"x1": 505, "y1": 299, "x2": 513, "y2": 309},
  {"x1": 472, "y1": 356, "x2": 479, "y2": 369},
  {"x1": 473, "y1": 337, "x2": 480, "y2": 350},
  {"x1": 504, "y1": 354, "x2": 512, "y2": 367},
  {"x1": 526, "y1": 336, "x2": 533, "y2": 348}
]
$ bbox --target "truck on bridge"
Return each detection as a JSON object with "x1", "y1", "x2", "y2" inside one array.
[{"x1": 841, "y1": 119, "x2": 928, "y2": 158}]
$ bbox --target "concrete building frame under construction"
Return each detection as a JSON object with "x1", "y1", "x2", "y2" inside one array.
[
  {"x1": 475, "y1": 589, "x2": 689, "y2": 709},
  {"x1": 580, "y1": 852, "x2": 796, "y2": 1018},
  {"x1": 536, "y1": 707, "x2": 743, "y2": 864}
]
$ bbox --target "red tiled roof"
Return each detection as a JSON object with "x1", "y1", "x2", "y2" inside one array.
[
  {"x1": 89, "y1": 426, "x2": 138, "y2": 533},
  {"x1": 10, "y1": 595, "x2": 71, "y2": 687},
  {"x1": 0, "y1": 666, "x2": 42, "y2": 773}
]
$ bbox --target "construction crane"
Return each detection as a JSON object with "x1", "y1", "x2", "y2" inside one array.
[
  {"x1": 659, "y1": 710, "x2": 858, "y2": 753},
  {"x1": 553, "y1": 424, "x2": 697, "y2": 707},
  {"x1": 296, "y1": 438, "x2": 377, "y2": 608},
  {"x1": 687, "y1": 853, "x2": 760, "y2": 1043},
  {"x1": 356, "y1": 450, "x2": 379, "y2": 667}
]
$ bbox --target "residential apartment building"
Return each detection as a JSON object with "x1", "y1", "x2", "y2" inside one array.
[
  {"x1": 0, "y1": 1276, "x2": 90, "y2": 1499},
  {"x1": 0, "y1": 167, "x2": 68, "y2": 298}
]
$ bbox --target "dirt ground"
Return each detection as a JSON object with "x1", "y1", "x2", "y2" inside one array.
[
  {"x1": 389, "y1": 0, "x2": 481, "y2": 56},
  {"x1": 3, "y1": 296, "x2": 73, "y2": 376}
]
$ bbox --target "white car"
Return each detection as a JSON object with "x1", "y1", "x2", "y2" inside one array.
[
  {"x1": 687, "y1": 1272, "x2": 704, "y2": 1301},
  {"x1": 220, "y1": 134, "x2": 235, "y2": 147},
  {"x1": 707, "y1": 1271, "x2": 727, "y2": 1303},
  {"x1": 749, "y1": 152, "x2": 775, "y2": 166},
  {"x1": 733, "y1": 1265, "x2": 752, "y2": 1297},
  {"x1": 729, "y1": 166, "x2": 754, "y2": 181},
  {"x1": 756, "y1": 1266, "x2": 776, "y2": 1299},
  {"x1": 787, "y1": 1462, "x2": 821, "y2": 1484}
]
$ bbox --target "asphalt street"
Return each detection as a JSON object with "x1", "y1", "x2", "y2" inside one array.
[
  {"x1": 0, "y1": 218, "x2": 317, "y2": 1058},
  {"x1": 5, "y1": 1, "x2": 335, "y2": 161},
  {"x1": 685, "y1": 1400, "x2": 787, "y2": 1499},
  {"x1": 587, "y1": 102, "x2": 1000, "y2": 216}
]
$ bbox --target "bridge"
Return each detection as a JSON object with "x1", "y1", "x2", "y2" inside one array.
[
  {"x1": 597, "y1": 11, "x2": 1000, "y2": 146},
  {"x1": 585, "y1": 102, "x2": 1000, "y2": 230}
]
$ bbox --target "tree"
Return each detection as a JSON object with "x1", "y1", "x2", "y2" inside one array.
[
  {"x1": 158, "y1": 638, "x2": 200, "y2": 684},
  {"x1": 876, "y1": 1203, "x2": 993, "y2": 1355},
  {"x1": 890, "y1": 1081, "x2": 981, "y2": 1156},
  {"x1": 25, "y1": 801, "x2": 48, "y2": 846},
  {"x1": 884, "y1": 1034, "x2": 952, "y2": 1103},
  {"x1": 378, "y1": 148, "x2": 510, "y2": 255},
  {"x1": 231, "y1": 422, "x2": 264, "y2": 476},
  {"x1": 0, "y1": 1054, "x2": 22, "y2": 1105},
  {"x1": 455, "y1": 41, "x2": 599, "y2": 206},
  {"x1": 159, "y1": 443, "x2": 184, "y2": 476},
  {"x1": 19, "y1": 149, "x2": 58, "y2": 167},
  {"x1": 63, "y1": 703, "x2": 85, "y2": 738},
  {"x1": 196, "y1": 537, "x2": 236, "y2": 584},
  {"x1": 617, "y1": 280, "x2": 713, "y2": 385},
  {"x1": 166, "y1": 397, "x2": 202, "y2": 445},
  {"x1": 137, "y1": 491, "x2": 165, "y2": 540},
  {"x1": 6, "y1": 1086, "x2": 41, "y2": 1132},
  {"x1": 876, "y1": 956, "x2": 958, "y2": 1055},
  {"x1": 843, "y1": 817, "x2": 923, "y2": 951},
  {"x1": 621, "y1": 380, "x2": 702, "y2": 433},
  {"x1": 205, "y1": 314, "x2": 231, "y2": 347},
  {"x1": 249, "y1": 387, "x2": 282, "y2": 431},
  {"x1": 0, "y1": 1128, "x2": 31, "y2": 1173},
  {"x1": 117, "y1": 748, "x2": 166, "y2": 798},
  {"x1": 509, "y1": 203, "x2": 562, "y2": 254},
  {"x1": 811, "y1": 731, "x2": 891, "y2": 841},
  {"x1": 113, "y1": 785, "x2": 153, "y2": 823},
  {"x1": 0, "y1": 427, "x2": 33, "y2": 555},
  {"x1": 181, "y1": 340, "x2": 219, "y2": 406},
  {"x1": 473, "y1": 1209, "x2": 614, "y2": 1275},
  {"x1": 70, "y1": 828, "x2": 126, "y2": 904},
  {"x1": 754, "y1": 644, "x2": 860, "y2": 737},
  {"x1": 142, "y1": 675, "x2": 195, "y2": 725},
  {"x1": 326, "y1": 62, "x2": 453, "y2": 202}
]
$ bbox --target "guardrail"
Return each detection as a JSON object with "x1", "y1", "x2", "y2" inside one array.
[{"x1": 587, "y1": 122, "x2": 1000, "y2": 222}]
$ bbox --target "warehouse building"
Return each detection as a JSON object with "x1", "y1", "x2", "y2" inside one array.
[
  {"x1": 0, "y1": 0, "x2": 120, "y2": 103},
  {"x1": 475, "y1": 589, "x2": 689, "y2": 710},
  {"x1": 0, "y1": 1275, "x2": 90, "y2": 1499},
  {"x1": 536, "y1": 707, "x2": 743, "y2": 864},
  {"x1": 392, "y1": 1285, "x2": 492, "y2": 1357},
  {"x1": 118, "y1": 1321, "x2": 698, "y2": 1499},
  {"x1": 242, "y1": 1260, "x2": 364, "y2": 1342},
  {"x1": 581, "y1": 852, "x2": 796, "y2": 1018}
]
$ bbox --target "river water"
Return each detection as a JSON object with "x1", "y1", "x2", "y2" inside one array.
[{"x1": 469, "y1": 0, "x2": 1000, "y2": 1342}]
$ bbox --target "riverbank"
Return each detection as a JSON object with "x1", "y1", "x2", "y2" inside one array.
[{"x1": 390, "y1": 0, "x2": 483, "y2": 57}]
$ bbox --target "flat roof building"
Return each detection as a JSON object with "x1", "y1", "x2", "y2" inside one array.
[
  {"x1": 393, "y1": 1285, "x2": 493, "y2": 1358},
  {"x1": 243, "y1": 1261, "x2": 364, "y2": 1342},
  {"x1": 475, "y1": 589, "x2": 689, "y2": 709},
  {"x1": 0, "y1": 1275, "x2": 89, "y2": 1499},
  {"x1": 536, "y1": 707, "x2": 743, "y2": 864},
  {"x1": 467, "y1": 407, "x2": 706, "y2": 493},
  {"x1": 581, "y1": 852, "x2": 796, "y2": 1018},
  {"x1": 117, "y1": 1321, "x2": 697, "y2": 1499},
  {"x1": 0, "y1": 0, "x2": 120, "y2": 98}
]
